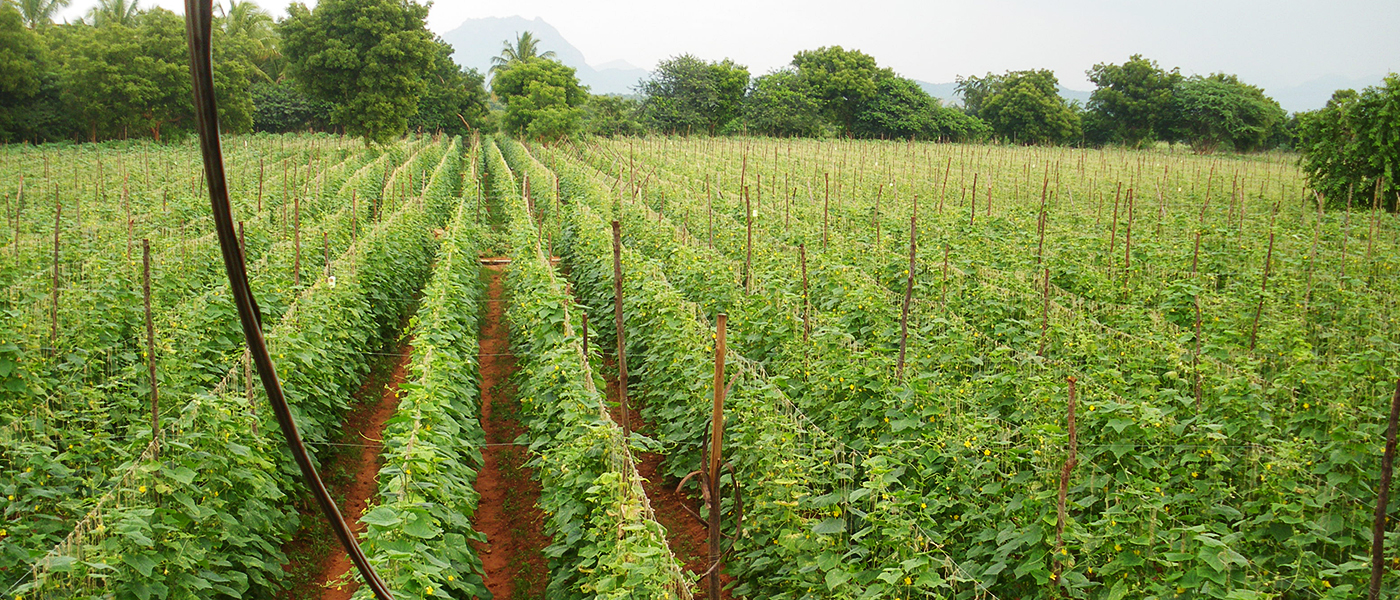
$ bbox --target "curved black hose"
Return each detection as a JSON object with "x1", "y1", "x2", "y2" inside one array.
[{"x1": 182, "y1": 2, "x2": 394, "y2": 598}]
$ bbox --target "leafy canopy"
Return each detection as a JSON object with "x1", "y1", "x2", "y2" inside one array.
[
  {"x1": 280, "y1": 0, "x2": 438, "y2": 144},
  {"x1": 742, "y1": 69, "x2": 825, "y2": 138},
  {"x1": 976, "y1": 70, "x2": 1081, "y2": 145},
  {"x1": 1085, "y1": 54, "x2": 1181, "y2": 147},
  {"x1": 489, "y1": 30, "x2": 555, "y2": 74},
  {"x1": 492, "y1": 57, "x2": 586, "y2": 140},
  {"x1": 791, "y1": 46, "x2": 892, "y2": 134},
  {"x1": 638, "y1": 54, "x2": 750, "y2": 134},
  {"x1": 1165, "y1": 74, "x2": 1285, "y2": 154},
  {"x1": 1297, "y1": 74, "x2": 1400, "y2": 210}
]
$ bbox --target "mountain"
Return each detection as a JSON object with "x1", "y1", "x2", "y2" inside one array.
[
  {"x1": 1267, "y1": 74, "x2": 1387, "y2": 113},
  {"x1": 439, "y1": 16, "x2": 649, "y2": 95},
  {"x1": 916, "y1": 80, "x2": 1092, "y2": 107}
]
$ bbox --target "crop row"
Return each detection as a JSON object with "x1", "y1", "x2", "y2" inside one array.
[{"x1": 488, "y1": 137, "x2": 691, "y2": 599}]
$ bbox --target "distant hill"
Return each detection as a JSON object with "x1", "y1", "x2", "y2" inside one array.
[
  {"x1": 916, "y1": 80, "x2": 1092, "y2": 107},
  {"x1": 1269, "y1": 74, "x2": 1387, "y2": 113},
  {"x1": 439, "y1": 16, "x2": 650, "y2": 95}
]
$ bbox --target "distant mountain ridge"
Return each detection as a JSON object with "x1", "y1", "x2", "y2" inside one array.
[
  {"x1": 440, "y1": 16, "x2": 1383, "y2": 111},
  {"x1": 439, "y1": 16, "x2": 649, "y2": 95}
]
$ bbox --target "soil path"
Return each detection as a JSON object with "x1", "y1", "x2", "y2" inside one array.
[
  {"x1": 471, "y1": 264, "x2": 550, "y2": 599},
  {"x1": 299, "y1": 338, "x2": 414, "y2": 600}
]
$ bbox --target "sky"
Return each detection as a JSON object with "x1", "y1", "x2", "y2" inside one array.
[{"x1": 58, "y1": 0, "x2": 1399, "y2": 91}]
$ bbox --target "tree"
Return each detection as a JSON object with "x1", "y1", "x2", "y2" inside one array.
[
  {"x1": 86, "y1": 0, "x2": 140, "y2": 27},
  {"x1": 15, "y1": 0, "x2": 70, "y2": 29},
  {"x1": 582, "y1": 94, "x2": 644, "y2": 137},
  {"x1": 0, "y1": 2, "x2": 51, "y2": 140},
  {"x1": 1085, "y1": 54, "x2": 1181, "y2": 147},
  {"x1": 54, "y1": 8, "x2": 252, "y2": 141},
  {"x1": 978, "y1": 70, "x2": 1080, "y2": 144},
  {"x1": 791, "y1": 46, "x2": 891, "y2": 135},
  {"x1": 954, "y1": 73, "x2": 997, "y2": 117},
  {"x1": 251, "y1": 79, "x2": 331, "y2": 133},
  {"x1": 1165, "y1": 74, "x2": 1285, "y2": 154},
  {"x1": 218, "y1": 0, "x2": 279, "y2": 82},
  {"x1": 1297, "y1": 74, "x2": 1400, "y2": 210},
  {"x1": 742, "y1": 69, "x2": 825, "y2": 137},
  {"x1": 280, "y1": 0, "x2": 437, "y2": 144},
  {"x1": 408, "y1": 39, "x2": 489, "y2": 136},
  {"x1": 489, "y1": 31, "x2": 554, "y2": 74},
  {"x1": 638, "y1": 54, "x2": 749, "y2": 134},
  {"x1": 491, "y1": 57, "x2": 586, "y2": 140}
]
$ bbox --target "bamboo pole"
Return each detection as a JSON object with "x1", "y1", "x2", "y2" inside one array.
[
  {"x1": 143, "y1": 240, "x2": 159, "y2": 454},
  {"x1": 612, "y1": 220, "x2": 629, "y2": 437},
  {"x1": 707, "y1": 312, "x2": 729, "y2": 600},
  {"x1": 1369, "y1": 379, "x2": 1400, "y2": 600}
]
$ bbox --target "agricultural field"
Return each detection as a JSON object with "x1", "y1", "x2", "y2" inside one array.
[{"x1": 2, "y1": 133, "x2": 1398, "y2": 600}]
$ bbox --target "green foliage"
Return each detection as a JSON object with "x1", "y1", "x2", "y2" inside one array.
[
  {"x1": 581, "y1": 94, "x2": 645, "y2": 137},
  {"x1": 0, "y1": 3, "x2": 57, "y2": 142},
  {"x1": 488, "y1": 137, "x2": 690, "y2": 599},
  {"x1": 742, "y1": 69, "x2": 827, "y2": 137},
  {"x1": 489, "y1": 30, "x2": 556, "y2": 75},
  {"x1": 353, "y1": 145, "x2": 491, "y2": 600},
  {"x1": 851, "y1": 76, "x2": 988, "y2": 142},
  {"x1": 1085, "y1": 54, "x2": 1182, "y2": 147},
  {"x1": 1166, "y1": 74, "x2": 1286, "y2": 154},
  {"x1": 14, "y1": 0, "x2": 71, "y2": 29},
  {"x1": 978, "y1": 70, "x2": 1081, "y2": 145},
  {"x1": 491, "y1": 58, "x2": 586, "y2": 140},
  {"x1": 408, "y1": 39, "x2": 489, "y2": 137},
  {"x1": 251, "y1": 79, "x2": 332, "y2": 133},
  {"x1": 791, "y1": 46, "x2": 892, "y2": 135},
  {"x1": 280, "y1": 0, "x2": 438, "y2": 144},
  {"x1": 1297, "y1": 74, "x2": 1400, "y2": 210},
  {"x1": 638, "y1": 54, "x2": 750, "y2": 134}
]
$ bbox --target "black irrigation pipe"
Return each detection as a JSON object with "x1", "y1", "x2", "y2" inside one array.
[{"x1": 183, "y1": 2, "x2": 393, "y2": 599}]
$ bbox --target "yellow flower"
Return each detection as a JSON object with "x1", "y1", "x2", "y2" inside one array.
[{"x1": 139, "y1": 486, "x2": 147, "y2": 493}]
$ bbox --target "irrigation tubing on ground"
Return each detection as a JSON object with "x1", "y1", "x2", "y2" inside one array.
[{"x1": 182, "y1": 2, "x2": 394, "y2": 599}]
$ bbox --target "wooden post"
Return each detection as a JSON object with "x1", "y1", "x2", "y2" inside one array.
[
  {"x1": 612, "y1": 220, "x2": 629, "y2": 437},
  {"x1": 1036, "y1": 178, "x2": 1049, "y2": 265},
  {"x1": 582, "y1": 312, "x2": 589, "y2": 358},
  {"x1": 293, "y1": 194, "x2": 301, "y2": 287},
  {"x1": 257, "y1": 157, "x2": 264, "y2": 212},
  {"x1": 143, "y1": 240, "x2": 159, "y2": 451},
  {"x1": 323, "y1": 232, "x2": 331, "y2": 279},
  {"x1": 823, "y1": 173, "x2": 830, "y2": 251},
  {"x1": 1248, "y1": 229, "x2": 1274, "y2": 352},
  {"x1": 1109, "y1": 182, "x2": 1122, "y2": 256},
  {"x1": 50, "y1": 190, "x2": 60, "y2": 352},
  {"x1": 706, "y1": 179, "x2": 713, "y2": 249},
  {"x1": 897, "y1": 215, "x2": 915, "y2": 379},
  {"x1": 969, "y1": 173, "x2": 978, "y2": 227},
  {"x1": 1369, "y1": 379, "x2": 1400, "y2": 600},
  {"x1": 1123, "y1": 188, "x2": 1135, "y2": 272},
  {"x1": 799, "y1": 243, "x2": 809, "y2": 342},
  {"x1": 1193, "y1": 295, "x2": 1203, "y2": 412},
  {"x1": 744, "y1": 186, "x2": 753, "y2": 294},
  {"x1": 941, "y1": 245, "x2": 950, "y2": 306},
  {"x1": 707, "y1": 312, "x2": 729, "y2": 600},
  {"x1": 1038, "y1": 267, "x2": 1051, "y2": 356},
  {"x1": 1053, "y1": 376, "x2": 1079, "y2": 586}
]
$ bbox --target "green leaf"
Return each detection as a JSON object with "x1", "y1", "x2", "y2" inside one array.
[
  {"x1": 813, "y1": 518, "x2": 846, "y2": 535},
  {"x1": 360, "y1": 506, "x2": 402, "y2": 527},
  {"x1": 825, "y1": 567, "x2": 852, "y2": 590}
]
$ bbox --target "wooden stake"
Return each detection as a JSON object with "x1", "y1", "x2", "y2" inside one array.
[
  {"x1": 1053, "y1": 376, "x2": 1079, "y2": 586},
  {"x1": 1193, "y1": 295, "x2": 1203, "y2": 412},
  {"x1": 799, "y1": 243, "x2": 810, "y2": 342},
  {"x1": 897, "y1": 216, "x2": 915, "y2": 379},
  {"x1": 49, "y1": 190, "x2": 60, "y2": 351},
  {"x1": 1369, "y1": 379, "x2": 1400, "y2": 600},
  {"x1": 612, "y1": 220, "x2": 629, "y2": 437},
  {"x1": 1038, "y1": 267, "x2": 1051, "y2": 356},
  {"x1": 744, "y1": 186, "x2": 753, "y2": 294},
  {"x1": 707, "y1": 312, "x2": 729, "y2": 600},
  {"x1": 143, "y1": 239, "x2": 159, "y2": 450},
  {"x1": 1248, "y1": 226, "x2": 1275, "y2": 352},
  {"x1": 293, "y1": 194, "x2": 301, "y2": 287}
]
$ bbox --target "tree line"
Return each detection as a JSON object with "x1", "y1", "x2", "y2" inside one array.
[
  {"x1": 0, "y1": 0, "x2": 487, "y2": 143},
  {"x1": 0, "y1": 0, "x2": 1393, "y2": 209}
]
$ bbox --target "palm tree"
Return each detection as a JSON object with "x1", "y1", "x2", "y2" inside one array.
[
  {"x1": 16, "y1": 0, "x2": 71, "y2": 29},
  {"x1": 87, "y1": 0, "x2": 140, "y2": 27},
  {"x1": 489, "y1": 31, "x2": 555, "y2": 74},
  {"x1": 217, "y1": 0, "x2": 280, "y2": 82}
]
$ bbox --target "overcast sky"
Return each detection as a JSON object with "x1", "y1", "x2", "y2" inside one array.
[{"x1": 58, "y1": 0, "x2": 1398, "y2": 90}]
